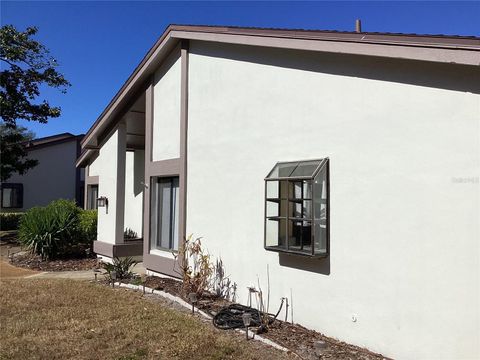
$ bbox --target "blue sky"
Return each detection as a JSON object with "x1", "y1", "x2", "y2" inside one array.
[{"x1": 2, "y1": 1, "x2": 479, "y2": 138}]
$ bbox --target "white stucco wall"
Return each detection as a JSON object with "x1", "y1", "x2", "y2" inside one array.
[
  {"x1": 91, "y1": 133, "x2": 144, "y2": 243},
  {"x1": 124, "y1": 150, "x2": 144, "y2": 237},
  {"x1": 95, "y1": 128, "x2": 122, "y2": 244},
  {"x1": 88, "y1": 152, "x2": 101, "y2": 177},
  {"x1": 4, "y1": 140, "x2": 79, "y2": 210},
  {"x1": 186, "y1": 41, "x2": 479, "y2": 359},
  {"x1": 152, "y1": 49, "x2": 181, "y2": 161}
]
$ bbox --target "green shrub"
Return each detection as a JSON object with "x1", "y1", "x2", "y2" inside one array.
[
  {"x1": 79, "y1": 209, "x2": 97, "y2": 243},
  {"x1": 19, "y1": 199, "x2": 81, "y2": 260},
  {"x1": 0, "y1": 212, "x2": 24, "y2": 231},
  {"x1": 102, "y1": 257, "x2": 138, "y2": 280}
]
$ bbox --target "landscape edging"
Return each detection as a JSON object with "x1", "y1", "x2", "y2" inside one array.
[{"x1": 115, "y1": 282, "x2": 289, "y2": 352}]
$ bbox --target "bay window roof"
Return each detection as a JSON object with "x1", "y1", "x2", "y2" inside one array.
[{"x1": 265, "y1": 158, "x2": 328, "y2": 180}]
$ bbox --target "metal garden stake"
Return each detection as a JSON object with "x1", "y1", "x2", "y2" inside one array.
[{"x1": 188, "y1": 292, "x2": 198, "y2": 314}]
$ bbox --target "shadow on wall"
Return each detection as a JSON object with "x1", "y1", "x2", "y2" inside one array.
[
  {"x1": 279, "y1": 253, "x2": 330, "y2": 275},
  {"x1": 192, "y1": 41, "x2": 480, "y2": 94},
  {"x1": 133, "y1": 150, "x2": 145, "y2": 196}
]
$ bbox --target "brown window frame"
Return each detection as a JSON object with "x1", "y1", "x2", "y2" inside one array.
[
  {"x1": 87, "y1": 184, "x2": 99, "y2": 210},
  {"x1": 264, "y1": 159, "x2": 329, "y2": 257}
]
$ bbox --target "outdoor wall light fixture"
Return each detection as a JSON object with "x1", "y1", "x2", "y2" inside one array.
[
  {"x1": 188, "y1": 293, "x2": 198, "y2": 314},
  {"x1": 96, "y1": 196, "x2": 108, "y2": 213},
  {"x1": 242, "y1": 313, "x2": 253, "y2": 340}
]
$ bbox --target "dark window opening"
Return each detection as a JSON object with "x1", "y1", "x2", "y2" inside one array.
[{"x1": 1, "y1": 183, "x2": 23, "y2": 209}]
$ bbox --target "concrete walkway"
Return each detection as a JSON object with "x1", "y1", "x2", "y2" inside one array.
[
  {"x1": 24, "y1": 263, "x2": 146, "y2": 280},
  {"x1": 0, "y1": 243, "x2": 146, "y2": 281}
]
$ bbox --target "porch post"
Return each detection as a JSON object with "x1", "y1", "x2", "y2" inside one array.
[{"x1": 115, "y1": 121, "x2": 127, "y2": 244}]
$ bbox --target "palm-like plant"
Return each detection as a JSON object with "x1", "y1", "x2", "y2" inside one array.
[{"x1": 19, "y1": 200, "x2": 80, "y2": 260}]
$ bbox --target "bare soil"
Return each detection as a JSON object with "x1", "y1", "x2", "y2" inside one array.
[{"x1": 10, "y1": 252, "x2": 99, "y2": 272}]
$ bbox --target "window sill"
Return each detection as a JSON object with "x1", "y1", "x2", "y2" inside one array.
[
  {"x1": 265, "y1": 245, "x2": 328, "y2": 258},
  {"x1": 150, "y1": 248, "x2": 176, "y2": 259}
]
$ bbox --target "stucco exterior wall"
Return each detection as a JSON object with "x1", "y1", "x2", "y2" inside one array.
[
  {"x1": 96, "y1": 128, "x2": 122, "y2": 244},
  {"x1": 91, "y1": 139, "x2": 143, "y2": 243},
  {"x1": 152, "y1": 49, "x2": 181, "y2": 161},
  {"x1": 124, "y1": 150, "x2": 144, "y2": 237},
  {"x1": 88, "y1": 152, "x2": 101, "y2": 177},
  {"x1": 4, "y1": 140, "x2": 80, "y2": 210},
  {"x1": 186, "y1": 41, "x2": 479, "y2": 359}
]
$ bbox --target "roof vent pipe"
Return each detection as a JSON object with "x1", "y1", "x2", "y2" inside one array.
[{"x1": 355, "y1": 19, "x2": 362, "y2": 33}]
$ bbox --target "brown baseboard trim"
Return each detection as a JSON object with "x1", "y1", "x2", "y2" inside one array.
[
  {"x1": 144, "y1": 253, "x2": 180, "y2": 278},
  {"x1": 93, "y1": 240, "x2": 143, "y2": 258}
]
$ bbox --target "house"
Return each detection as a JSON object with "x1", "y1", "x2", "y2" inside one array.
[
  {"x1": 76, "y1": 25, "x2": 480, "y2": 359},
  {"x1": 2, "y1": 132, "x2": 84, "y2": 211}
]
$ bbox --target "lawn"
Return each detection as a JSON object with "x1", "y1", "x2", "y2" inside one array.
[{"x1": 0, "y1": 279, "x2": 292, "y2": 360}]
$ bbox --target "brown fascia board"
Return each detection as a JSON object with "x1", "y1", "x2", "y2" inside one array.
[
  {"x1": 24, "y1": 133, "x2": 84, "y2": 151},
  {"x1": 76, "y1": 148, "x2": 98, "y2": 168},
  {"x1": 81, "y1": 24, "x2": 480, "y2": 149},
  {"x1": 25, "y1": 132, "x2": 74, "y2": 147}
]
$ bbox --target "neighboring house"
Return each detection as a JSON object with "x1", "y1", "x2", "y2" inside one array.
[
  {"x1": 76, "y1": 25, "x2": 480, "y2": 360},
  {"x1": 2, "y1": 133, "x2": 85, "y2": 211}
]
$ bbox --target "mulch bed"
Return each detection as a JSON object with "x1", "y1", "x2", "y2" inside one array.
[
  {"x1": 10, "y1": 253, "x2": 99, "y2": 272},
  {"x1": 143, "y1": 275, "x2": 184, "y2": 296},
  {"x1": 262, "y1": 321, "x2": 387, "y2": 360},
  {"x1": 130, "y1": 275, "x2": 387, "y2": 360}
]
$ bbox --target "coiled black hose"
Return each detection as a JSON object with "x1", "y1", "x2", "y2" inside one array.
[
  {"x1": 213, "y1": 304, "x2": 263, "y2": 330},
  {"x1": 212, "y1": 299, "x2": 284, "y2": 330}
]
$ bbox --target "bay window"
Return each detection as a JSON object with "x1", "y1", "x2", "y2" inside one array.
[{"x1": 264, "y1": 159, "x2": 329, "y2": 257}]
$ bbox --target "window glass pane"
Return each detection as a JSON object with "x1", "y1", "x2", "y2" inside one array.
[
  {"x1": 266, "y1": 181, "x2": 279, "y2": 199},
  {"x1": 289, "y1": 180, "x2": 312, "y2": 199},
  {"x1": 290, "y1": 160, "x2": 321, "y2": 177},
  {"x1": 266, "y1": 218, "x2": 286, "y2": 248},
  {"x1": 288, "y1": 220, "x2": 312, "y2": 253},
  {"x1": 267, "y1": 181, "x2": 288, "y2": 199},
  {"x1": 289, "y1": 200, "x2": 312, "y2": 219},
  {"x1": 158, "y1": 179, "x2": 172, "y2": 249},
  {"x1": 289, "y1": 181, "x2": 302, "y2": 199},
  {"x1": 314, "y1": 220, "x2": 327, "y2": 254},
  {"x1": 267, "y1": 162, "x2": 298, "y2": 178},
  {"x1": 88, "y1": 185, "x2": 98, "y2": 210},
  {"x1": 2, "y1": 188, "x2": 12, "y2": 208},
  {"x1": 172, "y1": 178, "x2": 179, "y2": 251},
  {"x1": 313, "y1": 166, "x2": 327, "y2": 220},
  {"x1": 266, "y1": 199, "x2": 287, "y2": 218},
  {"x1": 150, "y1": 178, "x2": 158, "y2": 250},
  {"x1": 150, "y1": 177, "x2": 179, "y2": 251}
]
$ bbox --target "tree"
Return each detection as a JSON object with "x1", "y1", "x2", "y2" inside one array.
[
  {"x1": 0, "y1": 25, "x2": 70, "y2": 125},
  {"x1": 0, "y1": 25, "x2": 70, "y2": 180},
  {"x1": 0, "y1": 124, "x2": 37, "y2": 182}
]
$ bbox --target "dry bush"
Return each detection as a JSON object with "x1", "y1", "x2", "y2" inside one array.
[{"x1": 173, "y1": 234, "x2": 214, "y2": 298}]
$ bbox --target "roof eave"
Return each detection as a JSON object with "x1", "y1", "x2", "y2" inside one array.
[
  {"x1": 76, "y1": 149, "x2": 97, "y2": 168},
  {"x1": 80, "y1": 25, "x2": 480, "y2": 151}
]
